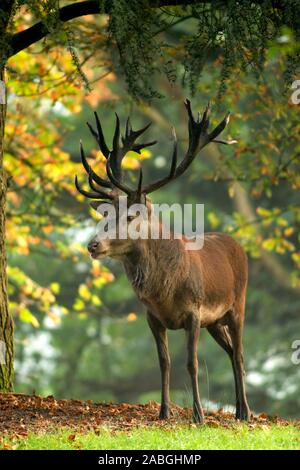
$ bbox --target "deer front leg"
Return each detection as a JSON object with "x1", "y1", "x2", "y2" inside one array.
[
  {"x1": 185, "y1": 315, "x2": 204, "y2": 424},
  {"x1": 147, "y1": 311, "x2": 171, "y2": 419}
]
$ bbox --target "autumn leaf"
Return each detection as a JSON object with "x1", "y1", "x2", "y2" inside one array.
[
  {"x1": 50, "y1": 282, "x2": 60, "y2": 294},
  {"x1": 19, "y1": 308, "x2": 40, "y2": 328},
  {"x1": 127, "y1": 313, "x2": 137, "y2": 322},
  {"x1": 78, "y1": 284, "x2": 91, "y2": 301}
]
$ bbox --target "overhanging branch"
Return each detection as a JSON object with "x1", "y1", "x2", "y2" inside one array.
[
  {"x1": 8, "y1": 0, "x2": 103, "y2": 58},
  {"x1": 7, "y1": 0, "x2": 284, "y2": 59}
]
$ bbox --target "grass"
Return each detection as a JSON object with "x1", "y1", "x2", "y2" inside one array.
[{"x1": 2, "y1": 424, "x2": 299, "y2": 450}]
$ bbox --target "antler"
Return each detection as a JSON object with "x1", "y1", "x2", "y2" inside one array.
[
  {"x1": 141, "y1": 99, "x2": 236, "y2": 194},
  {"x1": 88, "y1": 111, "x2": 156, "y2": 181},
  {"x1": 75, "y1": 112, "x2": 156, "y2": 199},
  {"x1": 105, "y1": 115, "x2": 156, "y2": 193},
  {"x1": 75, "y1": 139, "x2": 114, "y2": 200},
  {"x1": 75, "y1": 100, "x2": 236, "y2": 201}
]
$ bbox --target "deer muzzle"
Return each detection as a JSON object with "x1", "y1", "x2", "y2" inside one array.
[{"x1": 87, "y1": 239, "x2": 108, "y2": 258}]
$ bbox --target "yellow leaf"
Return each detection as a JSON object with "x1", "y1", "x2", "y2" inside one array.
[
  {"x1": 277, "y1": 217, "x2": 288, "y2": 227},
  {"x1": 256, "y1": 207, "x2": 271, "y2": 217},
  {"x1": 262, "y1": 238, "x2": 276, "y2": 251},
  {"x1": 74, "y1": 299, "x2": 85, "y2": 311},
  {"x1": 284, "y1": 227, "x2": 294, "y2": 237},
  {"x1": 23, "y1": 283, "x2": 33, "y2": 295},
  {"x1": 19, "y1": 308, "x2": 40, "y2": 328},
  {"x1": 50, "y1": 282, "x2": 60, "y2": 294},
  {"x1": 78, "y1": 284, "x2": 91, "y2": 301},
  {"x1": 93, "y1": 278, "x2": 106, "y2": 289},
  {"x1": 122, "y1": 156, "x2": 140, "y2": 170},
  {"x1": 91, "y1": 260, "x2": 102, "y2": 277},
  {"x1": 139, "y1": 149, "x2": 152, "y2": 160},
  {"x1": 127, "y1": 312, "x2": 137, "y2": 322},
  {"x1": 91, "y1": 295, "x2": 102, "y2": 306}
]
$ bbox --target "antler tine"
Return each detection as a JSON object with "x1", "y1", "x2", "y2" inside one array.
[
  {"x1": 130, "y1": 122, "x2": 152, "y2": 140},
  {"x1": 86, "y1": 113, "x2": 110, "y2": 159},
  {"x1": 88, "y1": 169, "x2": 114, "y2": 200},
  {"x1": 80, "y1": 141, "x2": 112, "y2": 189},
  {"x1": 200, "y1": 102, "x2": 211, "y2": 134},
  {"x1": 75, "y1": 175, "x2": 113, "y2": 200},
  {"x1": 169, "y1": 102, "x2": 201, "y2": 179},
  {"x1": 208, "y1": 112, "x2": 230, "y2": 142},
  {"x1": 212, "y1": 138, "x2": 238, "y2": 145},
  {"x1": 112, "y1": 113, "x2": 121, "y2": 151},
  {"x1": 86, "y1": 121, "x2": 98, "y2": 142},
  {"x1": 122, "y1": 119, "x2": 157, "y2": 153},
  {"x1": 108, "y1": 113, "x2": 122, "y2": 180},
  {"x1": 125, "y1": 116, "x2": 132, "y2": 139},
  {"x1": 94, "y1": 111, "x2": 110, "y2": 158},
  {"x1": 184, "y1": 98, "x2": 195, "y2": 124},
  {"x1": 122, "y1": 121, "x2": 152, "y2": 147},
  {"x1": 131, "y1": 140, "x2": 157, "y2": 154},
  {"x1": 209, "y1": 113, "x2": 237, "y2": 145}
]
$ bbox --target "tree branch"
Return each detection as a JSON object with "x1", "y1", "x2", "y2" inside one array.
[
  {"x1": 7, "y1": 0, "x2": 284, "y2": 58},
  {"x1": 8, "y1": 0, "x2": 103, "y2": 58}
]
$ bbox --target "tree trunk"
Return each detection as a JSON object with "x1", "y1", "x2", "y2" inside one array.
[{"x1": 0, "y1": 67, "x2": 14, "y2": 391}]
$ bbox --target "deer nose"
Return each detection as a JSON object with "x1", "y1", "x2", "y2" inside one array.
[{"x1": 88, "y1": 240, "x2": 98, "y2": 253}]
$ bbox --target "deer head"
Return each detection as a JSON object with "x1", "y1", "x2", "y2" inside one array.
[{"x1": 75, "y1": 100, "x2": 236, "y2": 259}]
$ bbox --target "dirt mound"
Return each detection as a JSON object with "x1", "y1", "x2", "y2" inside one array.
[{"x1": 0, "y1": 393, "x2": 294, "y2": 437}]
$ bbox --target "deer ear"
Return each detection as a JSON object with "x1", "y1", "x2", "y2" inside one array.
[{"x1": 90, "y1": 201, "x2": 100, "y2": 211}]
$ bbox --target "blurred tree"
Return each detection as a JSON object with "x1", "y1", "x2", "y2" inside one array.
[{"x1": 0, "y1": 0, "x2": 299, "y2": 395}]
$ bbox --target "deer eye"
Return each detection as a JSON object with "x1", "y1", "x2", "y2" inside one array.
[{"x1": 127, "y1": 215, "x2": 135, "y2": 222}]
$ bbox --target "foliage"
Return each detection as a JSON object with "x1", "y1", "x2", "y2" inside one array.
[
  {"x1": 4, "y1": 22, "x2": 149, "y2": 329},
  {"x1": 6, "y1": 44, "x2": 82, "y2": 328},
  {"x1": 108, "y1": 0, "x2": 163, "y2": 100},
  {"x1": 3, "y1": 1, "x2": 300, "y2": 100}
]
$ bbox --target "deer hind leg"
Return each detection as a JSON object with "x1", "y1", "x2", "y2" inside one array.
[
  {"x1": 207, "y1": 322, "x2": 241, "y2": 418},
  {"x1": 147, "y1": 311, "x2": 171, "y2": 419},
  {"x1": 226, "y1": 306, "x2": 251, "y2": 421},
  {"x1": 185, "y1": 315, "x2": 204, "y2": 424}
]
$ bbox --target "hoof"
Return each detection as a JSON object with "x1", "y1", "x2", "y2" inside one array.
[
  {"x1": 159, "y1": 404, "x2": 170, "y2": 420},
  {"x1": 192, "y1": 404, "x2": 204, "y2": 424},
  {"x1": 192, "y1": 413, "x2": 204, "y2": 424},
  {"x1": 235, "y1": 406, "x2": 251, "y2": 422}
]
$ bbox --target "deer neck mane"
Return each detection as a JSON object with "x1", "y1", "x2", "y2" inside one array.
[{"x1": 123, "y1": 236, "x2": 189, "y2": 301}]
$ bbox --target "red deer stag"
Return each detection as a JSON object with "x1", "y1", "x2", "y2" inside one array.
[{"x1": 75, "y1": 100, "x2": 251, "y2": 423}]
